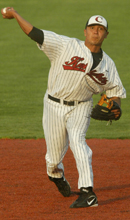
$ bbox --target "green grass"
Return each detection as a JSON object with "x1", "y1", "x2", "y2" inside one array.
[{"x1": 0, "y1": 0, "x2": 129, "y2": 139}]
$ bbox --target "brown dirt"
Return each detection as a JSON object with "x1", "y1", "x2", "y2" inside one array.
[{"x1": 0, "y1": 139, "x2": 130, "y2": 220}]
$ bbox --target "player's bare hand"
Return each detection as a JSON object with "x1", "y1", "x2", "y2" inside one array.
[{"x1": 1, "y1": 7, "x2": 16, "y2": 19}]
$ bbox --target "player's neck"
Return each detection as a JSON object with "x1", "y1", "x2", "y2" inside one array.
[{"x1": 85, "y1": 42, "x2": 102, "y2": 53}]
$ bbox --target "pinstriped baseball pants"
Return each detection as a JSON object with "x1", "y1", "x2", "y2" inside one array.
[{"x1": 43, "y1": 94, "x2": 94, "y2": 189}]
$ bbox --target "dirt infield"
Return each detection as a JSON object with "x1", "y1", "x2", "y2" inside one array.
[{"x1": 0, "y1": 139, "x2": 130, "y2": 220}]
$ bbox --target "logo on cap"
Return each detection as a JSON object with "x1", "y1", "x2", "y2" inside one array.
[{"x1": 95, "y1": 16, "x2": 103, "y2": 23}]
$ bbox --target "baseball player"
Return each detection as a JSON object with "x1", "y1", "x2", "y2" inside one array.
[{"x1": 1, "y1": 7, "x2": 126, "y2": 208}]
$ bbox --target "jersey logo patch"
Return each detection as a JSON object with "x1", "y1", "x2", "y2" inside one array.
[
  {"x1": 86, "y1": 70, "x2": 107, "y2": 85},
  {"x1": 63, "y1": 56, "x2": 88, "y2": 72}
]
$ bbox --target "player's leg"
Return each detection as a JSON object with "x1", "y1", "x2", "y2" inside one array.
[
  {"x1": 43, "y1": 96, "x2": 69, "y2": 178},
  {"x1": 66, "y1": 100, "x2": 93, "y2": 188},
  {"x1": 42, "y1": 96, "x2": 71, "y2": 196},
  {"x1": 66, "y1": 99, "x2": 98, "y2": 207}
]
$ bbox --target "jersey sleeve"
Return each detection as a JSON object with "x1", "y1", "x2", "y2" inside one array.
[
  {"x1": 106, "y1": 63, "x2": 126, "y2": 98},
  {"x1": 37, "y1": 30, "x2": 70, "y2": 61},
  {"x1": 28, "y1": 27, "x2": 44, "y2": 45}
]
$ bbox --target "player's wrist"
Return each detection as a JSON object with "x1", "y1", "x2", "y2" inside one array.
[{"x1": 9, "y1": 9, "x2": 19, "y2": 19}]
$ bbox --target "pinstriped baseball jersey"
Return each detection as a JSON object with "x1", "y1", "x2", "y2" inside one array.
[{"x1": 37, "y1": 30, "x2": 126, "y2": 101}]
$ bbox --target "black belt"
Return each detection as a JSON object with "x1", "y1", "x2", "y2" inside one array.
[{"x1": 48, "y1": 94, "x2": 81, "y2": 106}]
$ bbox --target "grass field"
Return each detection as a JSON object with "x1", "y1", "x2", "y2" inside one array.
[{"x1": 0, "y1": 0, "x2": 130, "y2": 139}]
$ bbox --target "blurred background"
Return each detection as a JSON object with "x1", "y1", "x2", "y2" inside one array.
[{"x1": 0, "y1": 0, "x2": 129, "y2": 138}]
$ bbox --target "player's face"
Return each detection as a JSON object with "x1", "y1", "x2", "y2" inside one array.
[{"x1": 84, "y1": 25, "x2": 109, "y2": 50}]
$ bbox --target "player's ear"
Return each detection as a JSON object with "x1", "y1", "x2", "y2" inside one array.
[
  {"x1": 84, "y1": 29, "x2": 87, "y2": 37},
  {"x1": 104, "y1": 31, "x2": 109, "y2": 39}
]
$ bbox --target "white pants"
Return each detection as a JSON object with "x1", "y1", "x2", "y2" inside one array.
[{"x1": 43, "y1": 94, "x2": 93, "y2": 189}]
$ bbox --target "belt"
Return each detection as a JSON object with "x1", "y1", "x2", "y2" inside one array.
[{"x1": 48, "y1": 94, "x2": 81, "y2": 106}]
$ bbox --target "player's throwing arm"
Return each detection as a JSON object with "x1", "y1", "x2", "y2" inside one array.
[{"x1": 1, "y1": 7, "x2": 33, "y2": 34}]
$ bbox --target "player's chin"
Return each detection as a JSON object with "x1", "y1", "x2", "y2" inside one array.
[
  {"x1": 91, "y1": 38, "x2": 101, "y2": 45},
  {"x1": 91, "y1": 41, "x2": 101, "y2": 47}
]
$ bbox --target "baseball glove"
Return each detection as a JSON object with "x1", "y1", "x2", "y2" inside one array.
[{"x1": 91, "y1": 94, "x2": 122, "y2": 122}]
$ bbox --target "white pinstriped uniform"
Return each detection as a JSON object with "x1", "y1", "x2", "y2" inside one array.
[{"x1": 37, "y1": 30, "x2": 126, "y2": 189}]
